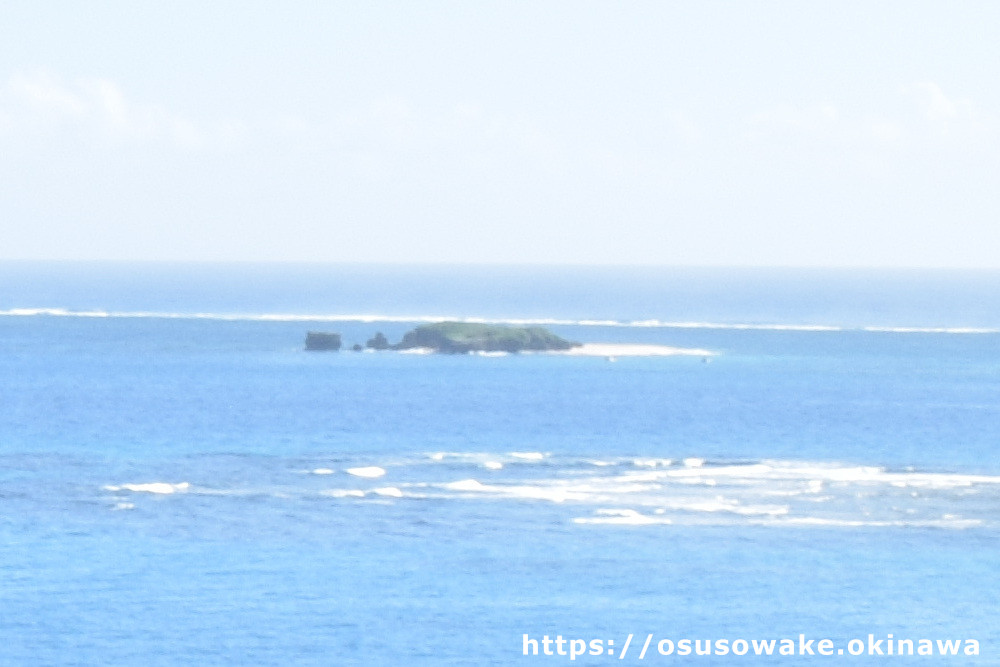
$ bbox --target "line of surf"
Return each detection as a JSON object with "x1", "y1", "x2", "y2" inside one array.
[{"x1": 1, "y1": 308, "x2": 997, "y2": 334}]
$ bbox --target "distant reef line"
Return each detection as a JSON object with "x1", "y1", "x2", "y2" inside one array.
[{"x1": 4, "y1": 309, "x2": 996, "y2": 335}]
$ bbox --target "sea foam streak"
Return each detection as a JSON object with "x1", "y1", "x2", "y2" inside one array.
[
  {"x1": 104, "y1": 482, "x2": 190, "y2": 494},
  {"x1": 573, "y1": 509, "x2": 674, "y2": 525},
  {"x1": 321, "y1": 489, "x2": 366, "y2": 498},
  {"x1": 550, "y1": 343, "x2": 715, "y2": 357}
]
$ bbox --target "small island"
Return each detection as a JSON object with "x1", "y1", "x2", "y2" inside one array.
[
  {"x1": 306, "y1": 322, "x2": 579, "y2": 354},
  {"x1": 304, "y1": 323, "x2": 713, "y2": 357},
  {"x1": 394, "y1": 321, "x2": 580, "y2": 354}
]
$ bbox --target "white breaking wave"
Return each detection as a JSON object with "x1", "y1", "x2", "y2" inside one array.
[
  {"x1": 632, "y1": 458, "x2": 674, "y2": 468},
  {"x1": 3, "y1": 307, "x2": 997, "y2": 334},
  {"x1": 443, "y1": 479, "x2": 487, "y2": 492},
  {"x1": 104, "y1": 482, "x2": 190, "y2": 494},
  {"x1": 321, "y1": 489, "x2": 366, "y2": 498},
  {"x1": 345, "y1": 466, "x2": 386, "y2": 478}
]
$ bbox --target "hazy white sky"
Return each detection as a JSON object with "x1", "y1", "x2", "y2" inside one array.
[{"x1": 1, "y1": 1, "x2": 998, "y2": 266}]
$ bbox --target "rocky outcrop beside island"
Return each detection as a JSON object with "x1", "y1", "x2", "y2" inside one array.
[
  {"x1": 305, "y1": 331, "x2": 342, "y2": 351},
  {"x1": 366, "y1": 332, "x2": 390, "y2": 350},
  {"x1": 393, "y1": 322, "x2": 579, "y2": 354}
]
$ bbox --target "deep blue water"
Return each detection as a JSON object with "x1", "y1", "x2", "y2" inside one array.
[{"x1": 1, "y1": 263, "x2": 998, "y2": 665}]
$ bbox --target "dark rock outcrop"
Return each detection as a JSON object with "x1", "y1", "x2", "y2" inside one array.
[
  {"x1": 366, "y1": 332, "x2": 390, "y2": 350},
  {"x1": 305, "y1": 331, "x2": 342, "y2": 351}
]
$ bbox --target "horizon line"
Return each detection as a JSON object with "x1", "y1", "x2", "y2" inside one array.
[{"x1": 2, "y1": 259, "x2": 1000, "y2": 272}]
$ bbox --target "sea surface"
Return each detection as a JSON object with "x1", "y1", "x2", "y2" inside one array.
[{"x1": 1, "y1": 263, "x2": 998, "y2": 665}]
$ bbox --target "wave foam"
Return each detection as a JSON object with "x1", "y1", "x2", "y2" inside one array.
[
  {"x1": 442, "y1": 479, "x2": 487, "y2": 492},
  {"x1": 660, "y1": 496, "x2": 789, "y2": 516},
  {"x1": 321, "y1": 489, "x2": 366, "y2": 498},
  {"x1": 105, "y1": 482, "x2": 190, "y2": 495},
  {"x1": 574, "y1": 509, "x2": 673, "y2": 525},
  {"x1": 510, "y1": 452, "x2": 546, "y2": 461},
  {"x1": 95, "y1": 454, "x2": 1000, "y2": 530},
  {"x1": 345, "y1": 466, "x2": 386, "y2": 478}
]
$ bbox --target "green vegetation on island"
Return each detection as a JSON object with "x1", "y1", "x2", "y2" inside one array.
[{"x1": 394, "y1": 321, "x2": 580, "y2": 354}]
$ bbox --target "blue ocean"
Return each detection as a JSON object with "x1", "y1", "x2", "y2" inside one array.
[{"x1": 1, "y1": 263, "x2": 998, "y2": 665}]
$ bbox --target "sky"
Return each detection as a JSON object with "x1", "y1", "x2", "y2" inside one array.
[{"x1": 1, "y1": 1, "x2": 998, "y2": 267}]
